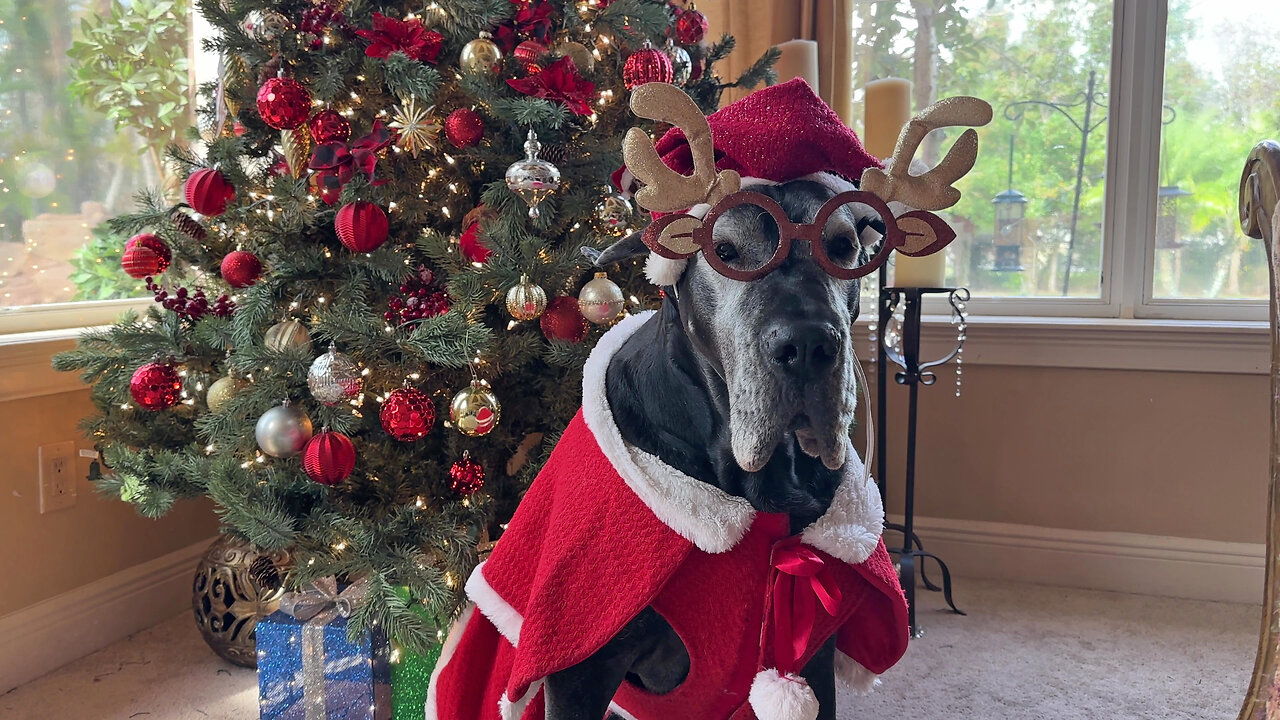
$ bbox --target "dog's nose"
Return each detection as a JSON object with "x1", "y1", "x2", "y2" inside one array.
[{"x1": 766, "y1": 322, "x2": 840, "y2": 378}]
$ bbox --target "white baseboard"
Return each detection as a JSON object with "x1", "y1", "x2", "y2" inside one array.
[
  {"x1": 0, "y1": 537, "x2": 215, "y2": 694},
  {"x1": 890, "y1": 515, "x2": 1266, "y2": 605}
]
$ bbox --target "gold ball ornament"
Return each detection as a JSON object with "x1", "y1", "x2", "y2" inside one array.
[
  {"x1": 191, "y1": 534, "x2": 290, "y2": 668},
  {"x1": 506, "y1": 273, "x2": 548, "y2": 321},
  {"x1": 460, "y1": 31, "x2": 503, "y2": 77},
  {"x1": 556, "y1": 41, "x2": 594, "y2": 73},
  {"x1": 207, "y1": 375, "x2": 248, "y2": 413},
  {"x1": 450, "y1": 380, "x2": 501, "y2": 437},
  {"x1": 578, "y1": 272, "x2": 625, "y2": 325},
  {"x1": 264, "y1": 319, "x2": 312, "y2": 353}
]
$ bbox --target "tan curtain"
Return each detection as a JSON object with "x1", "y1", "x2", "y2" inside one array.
[{"x1": 698, "y1": 0, "x2": 853, "y2": 123}]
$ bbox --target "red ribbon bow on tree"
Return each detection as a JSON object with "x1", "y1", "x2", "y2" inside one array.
[
  {"x1": 309, "y1": 121, "x2": 392, "y2": 204},
  {"x1": 770, "y1": 539, "x2": 844, "y2": 674}
]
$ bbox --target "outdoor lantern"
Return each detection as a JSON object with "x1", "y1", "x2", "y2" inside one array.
[
  {"x1": 1155, "y1": 185, "x2": 1193, "y2": 249},
  {"x1": 992, "y1": 188, "x2": 1027, "y2": 272}
]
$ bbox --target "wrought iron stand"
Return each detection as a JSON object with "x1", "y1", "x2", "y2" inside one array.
[{"x1": 875, "y1": 283, "x2": 969, "y2": 638}]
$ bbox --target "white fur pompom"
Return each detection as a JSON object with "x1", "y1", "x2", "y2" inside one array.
[
  {"x1": 749, "y1": 668, "x2": 820, "y2": 720},
  {"x1": 834, "y1": 652, "x2": 881, "y2": 695},
  {"x1": 644, "y1": 253, "x2": 687, "y2": 286}
]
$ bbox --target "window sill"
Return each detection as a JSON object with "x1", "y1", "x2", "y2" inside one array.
[
  {"x1": 853, "y1": 314, "x2": 1270, "y2": 375},
  {"x1": 0, "y1": 327, "x2": 103, "y2": 403}
]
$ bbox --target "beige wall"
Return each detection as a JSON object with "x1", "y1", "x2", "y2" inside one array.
[
  {"x1": 875, "y1": 363, "x2": 1270, "y2": 545},
  {"x1": 0, "y1": 388, "x2": 219, "y2": 617}
]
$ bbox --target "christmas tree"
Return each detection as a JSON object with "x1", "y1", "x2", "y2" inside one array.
[{"x1": 53, "y1": 0, "x2": 776, "y2": 652}]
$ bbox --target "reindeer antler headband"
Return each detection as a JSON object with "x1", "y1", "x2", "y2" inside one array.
[{"x1": 622, "y1": 83, "x2": 993, "y2": 282}]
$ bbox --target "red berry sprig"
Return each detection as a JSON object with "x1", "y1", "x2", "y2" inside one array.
[
  {"x1": 384, "y1": 265, "x2": 450, "y2": 327},
  {"x1": 146, "y1": 277, "x2": 236, "y2": 320},
  {"x1": 299, "y1": 3, "x2": 352, "y2": 48}
]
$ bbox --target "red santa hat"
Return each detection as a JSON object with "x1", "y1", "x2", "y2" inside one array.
[{"x1": 619, "y1": 78, "x2": 884, "y2": 284}]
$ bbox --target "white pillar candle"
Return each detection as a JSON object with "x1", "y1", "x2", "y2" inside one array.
[{"x1": 773, "y1": 39, "x2": 819, "y2": 88}]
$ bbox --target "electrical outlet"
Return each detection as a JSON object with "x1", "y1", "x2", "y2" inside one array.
[{"x1": 38, "y1": 441, "x2": 78, "y2": 514}]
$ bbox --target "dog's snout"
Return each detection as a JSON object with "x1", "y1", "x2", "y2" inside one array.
[{"x1": 765, "y1": 322, "x2": 841, "y2": 378}]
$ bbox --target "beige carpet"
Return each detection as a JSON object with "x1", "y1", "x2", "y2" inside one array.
[{"x1": 0, "y1": 578, "x2": 1260, "y2": 719}]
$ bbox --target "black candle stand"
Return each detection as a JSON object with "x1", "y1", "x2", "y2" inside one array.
[{"x1": 874, "y1": 281, "x2": 969, "y2": 638}]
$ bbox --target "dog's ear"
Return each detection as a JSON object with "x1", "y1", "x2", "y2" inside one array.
[{"x1": 590, "y1": 229, "x2": 649, "y2": 266}]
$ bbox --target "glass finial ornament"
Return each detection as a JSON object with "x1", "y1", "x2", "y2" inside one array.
[
  {"x1": 505, "y1": 129, "x2": 560, "y2": 219},
  {"x1": 307, "y1": 343, "x2": 363, "y2": 405},
  {"x1": 449, "y1": 380, "x2": 501, "y2": 437},
  {"x1": 578, "y1": 272, "x2": 625, "y2": 325},
  {"x1": 505, "y1": 273, "x2": 547, "y2": 321}
]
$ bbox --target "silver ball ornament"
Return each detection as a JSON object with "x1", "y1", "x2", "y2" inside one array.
[
  {"x1": 664, "y1": 40, "x2": 692, "y2": 85},
  {"x1": 597, "y1": 193, "x2": 633, "y2": 232},
  {"x1": 578, "y1": 272, "x2": 625, "y2": 325},
  {"x1": 307, "y1": 344, "x2": 363, "y2": 405},
  {"x1": 242, "y1": 10, "x2": 291, "y2": 42},
  {"x1": 255, "y1": 400, "x2": 314, "y2": 458},
  {"x1": 505, "y1": 130, "x2": 560, "y2": 219}
]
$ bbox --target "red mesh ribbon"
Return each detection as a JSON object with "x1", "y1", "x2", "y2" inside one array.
[{"x1": 771, "y1": 539, "x2": 843, "y2": 675}]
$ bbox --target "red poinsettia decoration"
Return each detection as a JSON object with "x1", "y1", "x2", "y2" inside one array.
[
  {"x1": 356, "y1": 13, "x2": 443, "y2": 63},
  {"x1": 309, "y1": 121, "x2": 393, "y2": 204},
  {"x1": 507, "y1": 56, "x2": 596, "y2": 116},
  {"x1": 494, "y1": 0, "x2": 555, "y2": 50}
]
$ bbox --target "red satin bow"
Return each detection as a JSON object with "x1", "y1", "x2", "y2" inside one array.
[
  {"x1": 309, "y1": 121, "x2": 392, "y2": 204},
  {"x1": 771, "y1": 539, "x2": 843, "y2": 674}
]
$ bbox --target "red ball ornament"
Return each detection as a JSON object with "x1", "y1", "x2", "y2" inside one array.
[
  {"x1": 514, "y1": 40, "x2": 547, "y2": 73},
  {"x1": 448, "y1": 452, "x2": 485, "y2": 496},
  {"x1": 308, "y1": 109, "x2": 352, "y2": 144},
  {"x1": 335, "y1": 202, "x2": 389, "y2": 252},
  {"x1": 381, "y1": 386, "x2": 436, "y2": 442},
  {"x1": 121, "y1": 233, "x2": 172, "y2": 278},
  {"x1": 302, "y1": 430, "x2": 356, "y2": 485},
  {"x1": 256, "y1": 76, "x2": 312, "y2": 130},
  {"x1": 445, "y1": 108, "x2": 484, "y2": 149},
  {"x1": 184, "y1": 168, "x2": 236, "y2": 217},
  {"x1": 129, "y1": 362, "x2": 182, "y2": 411},
  {"x1": 675, "y1": 6, "x2": 708, "y2": 44},
  {"x1": 540, "y1": 295, "x2": 588, "y2": 343},
  {"x1": 458, "y1": 221, "x2": 491, "y2": 264},
  {"x1": 623, "y1": 42, "x2": 674, "y2": 89},
  {"x1": 220, "y1": 250, "x2": 262, "y2": 288}
]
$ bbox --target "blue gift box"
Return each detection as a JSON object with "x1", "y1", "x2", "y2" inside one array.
[{"x1": 256, "y1": 609, "x2": 392, "y2": 720}]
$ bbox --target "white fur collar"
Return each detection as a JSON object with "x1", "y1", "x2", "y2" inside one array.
[{"x1": 581, "y1": 311, "x2": 884, "y2": 563}]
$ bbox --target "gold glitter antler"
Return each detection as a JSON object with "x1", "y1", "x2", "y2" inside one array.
[
  {"x1": 861, "y1": 96, "x2": 993, "y2": 212},
  {"x1": 623, "y1": 83, "x2": 741, "y2": 214}
]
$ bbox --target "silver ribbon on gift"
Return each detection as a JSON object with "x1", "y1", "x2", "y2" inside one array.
[{"x1": 278, "y1": 577, "x2": 373, "y2": 720}]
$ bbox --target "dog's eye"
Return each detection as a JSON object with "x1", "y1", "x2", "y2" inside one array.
[
  {"x1": 826, "y1": 235, "x2": 857, "y2": 263},
  {"x1": 714, "y1": 242, "x2": 740, "y2": 262}
]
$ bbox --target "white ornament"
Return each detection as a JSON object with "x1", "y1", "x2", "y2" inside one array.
[{"x1": 577, "y1": 272, "x2": 625, "y2": 325}]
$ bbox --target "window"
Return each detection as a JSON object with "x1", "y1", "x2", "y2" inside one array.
[
  {"x1": 852, "y1": 0, "x2": 1272, "y2": 320},
  {"x1": 0, "y1": 0, "x2": 198, "y2": 332}
]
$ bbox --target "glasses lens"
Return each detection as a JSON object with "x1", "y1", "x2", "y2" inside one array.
[
  {"x1": 818, "y1": 199, "x2": 887, "y2": 271},
  {"x1": 705, "y1": 200, "x2": 783, "y2": 276}
]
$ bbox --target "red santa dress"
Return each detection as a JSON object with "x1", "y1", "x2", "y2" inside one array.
[{"x1": 425, "y1": 312, "x2": 909, "y2": 720}]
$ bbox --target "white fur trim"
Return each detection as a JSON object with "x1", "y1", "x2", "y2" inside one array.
[
  {"x1": 749, "y1": 668, "x2": 820, "y2": 720},
  {"x1": 645, "y1": 253, "x2": 687, "y2": 285},
  {"x1": 583, "y1": 311, "x2": 757, "y2": 554},
  {"x1": 834, "y1": 651, "x2": 882, "y2": 695},
  {"x1": 424, "y1": 604, "x2": 477, "y2": 720},
  {"x1": 801, "y1": 441, "x2": 884, "y2": 565},
  {"x1": 466, "y1": 561, "x2": 523, "y2": 646},
  {"x1": 608, "y1": 702, "x2": 642, "y2": 720},
  {"x1": 499, "y1": 680, "x2": 543, "y2": 720}
]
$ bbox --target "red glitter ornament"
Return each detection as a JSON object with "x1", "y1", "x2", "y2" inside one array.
[
  {"x1": 445, "y1": 108, "x2": 484, "y2": 149},
  {"x1": 458, "y1": 221, "x2": 491, "y2": 264},
  {"x1": 256, "y1": 76, "x2": 312, "y2": 130},
  {"x1": 540, "y1": 295, "x2": 588, "y2": 343},
  {"x1": 302, "y1": 430, "x2": 356, "y2": 485},
  {"x1": 335, "y1": 202, "x2": 389, "y2": 252},
  {"x1": 220, "y1": 250, "x2": 262, "y2": 288},
  {"x1": 513, "y1": 40, "x2": 547, "y2": 72},
  {"x1": 381, "y1": 386, "x2": 436, "y2": 442},
  {"x1": 675, "y1": 6, "x2": 708, "y2": 44},
  {"x1": 448, "y1": 452, "x2": 485, "y2": 496},
  {"x1": 122, "y1": 233, "x2": 171, "y2": 278},
  {"x1": 184, "y1": 168, "x2": 235, "y2": 216},
  {"x1": 129, "y1": 361, "x2": 182, "y2": 410},
  {"x1": 308, "y1": 109, "x2": 352, "y2": 143},
  {"x1": 384, "y1": 265, "x2": 450, "y2": 327},
  {"x1": 623, "y1": 41, "x2": 674, "y2": 89}
]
